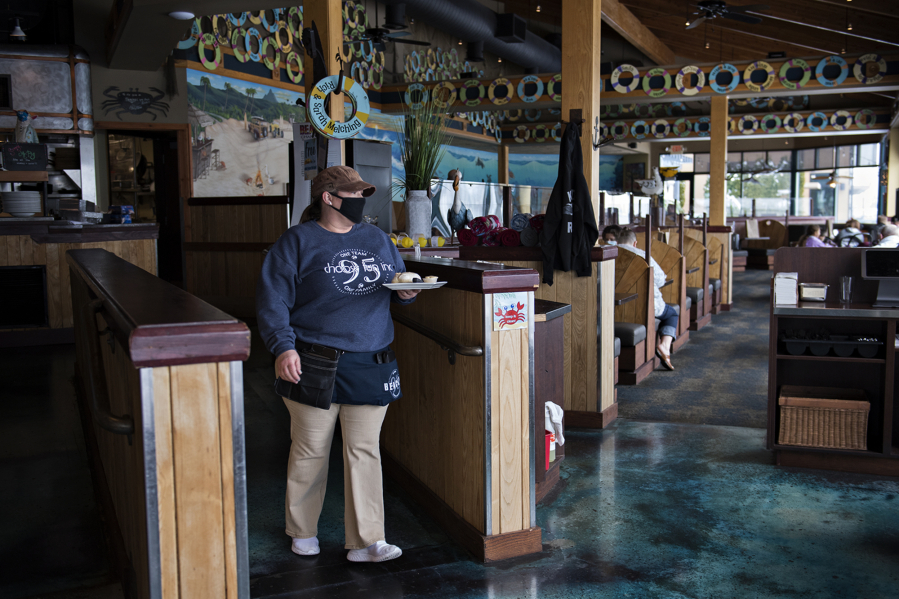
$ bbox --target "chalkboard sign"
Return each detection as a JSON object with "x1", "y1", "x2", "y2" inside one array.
[{"x1": 2, "y1": 143, "x2": 48, "y2": 171}]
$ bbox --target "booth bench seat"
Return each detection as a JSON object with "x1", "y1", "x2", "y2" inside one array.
[{"x1": 733, "y1": 250, "x2": 748, "y2": 273}]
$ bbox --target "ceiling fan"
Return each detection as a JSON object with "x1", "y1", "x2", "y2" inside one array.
[
  {"x1": 686, "y1": 1, "x2": 770, "y2": 30},
  {"x1": 346, "y1": 3, "x2": 430, "y2": 52}
]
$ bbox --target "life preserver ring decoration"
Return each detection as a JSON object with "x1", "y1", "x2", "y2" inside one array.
[
  {"x1": 513, "y1": 125, "x2": 530, "y2": 143},
  {"x1": 275, "y1": 21, "x2": 293, "y2": 54},
  {"x1": 431, "y1": 81, "x2": 457, "y2": 109},
  {"x1": 738, "y1": 114, "x2": 759, "y2": 134},
  {"x1": 524, "y1": 109, "x2": 542, "y2": 122},
  {"x1": 547, "y1": 73, "x2": 562, "y2": 101},
  {"x1": 815, "y1": 56, "x2": 848, "y2": 87},
  {"x1": 652, "y1": 119, "x2": 671, "y2": 139},
  {"x1": 855, "y1": 108, "x2": 877, "y2": 130},
  {"x1": 779, "y1": 59, "x2": 811, "y2": 90},
  {"x1": 727, "y1": 118, "x2": 737, "y2": 134},
  {"x1": 198, "y1": 34, "x2": 222, "y2": 70},
  {"x1": 675, "y1": 65, "x2": 705, "y2": 96},
  {"x1": 505, "y1": 109, "x2": 522, "y2": 122},
  {"x1": 694, "y1": 116, "x2": 711, "y2": 137},
  {"x1": 230, "y1": 27, "x2": 248, "y2": 62},
  {"x1": 287, "y1": 7, "x2": 303, "y2": 40},
  {"x1": 285, "y1": 51, "x2": 304, "y2": 84},
  {"x1": 461, "y1": 79, "x2": 484, "y2": 107},
  {"x1": 404, "y1": 82, "x2": 429, "y2": 109},
  {"x1": 760, "y1": 114, "x2": 782, "y2": 134},
  {"x1": 783, "y1": 113, "x2": 804, "y2": 133},
  {"x1": 228, "y1": 12, "x2": 248, "y2": 27},
  {"x1": 611, "y1": 64, "x2": 640, "y2": 93},
  {"x1": 634, "y1": 104, "x2": 654, "y2": 118},
  {"x1": 610, "y1": 121, "x2": 629, "y2": 141},
  {"x1": 743, "y1": 61, "x2": 775, "y2": 93},
  {"x1": 551, "y1": 122, "x2": 562, "y2": 142},
  {"x1": 672, "y1": 118, "x2": 692, "y2": 137},
  {"x1": 830, "y1": 110, "x2": 853, "y2": 131},
  {"x1": 351, "y1": 62, "x2": 368, "y2": 89},
  {"x1": 178, "y1": 19, "x2": 200, "y2": 50},
  {"x1": 211, "y1": 15, "x2": 232, "y2": 46},
  {"x1": 807, "y1": 111, "x2": 828, "y2": 132},
  {"x1": 244, "y1": 27, "x2": 263, "y2": 62},
  {"x1": 488, "y1": 78, "x2": 514, "y2": 105},
  {"x1": 600, "y1": 105, "x2": 610, "y2": 119},
  {"x1": 532, "y1": 124, "x2": 548, "y2": 143},
  {"x1": 631, "y1": 120, "x2": 648, "y2": 140},
  {"x1": 308, "y1": 75, "x2": 370, "y2": 139},
  {"x1": 409, "y1": 51, "x2": 421, "y2": 73},
  {"x1": 709, "y1": 63, "x2": 740, "y2": 94},
  {"x1": 261, "y1": 38, "x2": 280, "y2": 71},
  {"x1": 517, "y1": 75, "x2": 544, "y2": 103},
  {"x1": 643, "y1": 68, "x2": 671, "y2": 98},
  {"x1": 854, "y1": 53, "x2": 887, "y2": 85},
  {"x1": 666, "y1": 102, "x2": 687, "y2": 116}
]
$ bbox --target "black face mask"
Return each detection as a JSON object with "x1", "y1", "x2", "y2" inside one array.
[{"x1": 329, "y1": 194, "x2": 366, "y2": 224}]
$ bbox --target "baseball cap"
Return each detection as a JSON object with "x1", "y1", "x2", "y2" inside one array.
[{"x1": 312, "y1": 165, "x2": 376, "y2": 198}]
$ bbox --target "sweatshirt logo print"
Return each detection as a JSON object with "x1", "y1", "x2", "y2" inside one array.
[{"x1": 324, "y1": 248, "x2": 395, "y2": 295}]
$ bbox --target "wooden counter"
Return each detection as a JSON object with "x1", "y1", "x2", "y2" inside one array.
[
  {"x1": 383, "y1": 257, "x2": 541, "y2": 561},
  {"x1": 68, "y1": 248, "x2": 251, "y2": 598},
  {"x1": 0, "y1": 221, "x2": 158, "y2": 345},
  {"x1": 457, "y1": 245, "x2": 620, "y2": 429}
]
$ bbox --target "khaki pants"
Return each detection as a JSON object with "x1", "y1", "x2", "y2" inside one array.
[{"x1": 283, "y1": 399, "x2": 388, "y2": 549}]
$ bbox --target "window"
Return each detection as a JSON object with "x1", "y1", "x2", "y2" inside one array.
[
  {"x1": 858, "y1": 143, "x2": 879, "y2": 167},
  {"x1": 797, "y1": 149, "x2": 815, "y2": 170},
  {"x1": 693, "y1": 153, "x2": 710, "y2": 173},
  {"x1": 837, "y1": 146, "x2": 856, "y2": 168},
  {"x1": 816, "y1": 148, "x2": 834, "y2": 170}
]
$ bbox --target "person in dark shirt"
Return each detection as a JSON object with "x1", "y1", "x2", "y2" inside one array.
[{"x1": 257, "y1": 166, "x2": 419, "y2": 563}]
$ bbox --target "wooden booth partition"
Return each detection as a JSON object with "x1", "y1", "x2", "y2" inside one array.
[
  {"x1": 457, "y1": 246, "x2": 619, "y2": 429},
  {"x1": 614, "y1": 248, "x2": 657, "y2": 385},
  {"x1": 183, "y1": 196, "x2": 289, "y2": 319},
  {"x1": 68, "y1": 249, "x2": 251, "y2": 599},
  {"x1": 382, "y1": 257, "x2": 541, "y2": 562},
  {"x1": 685, "y1": 226, "x2": 733, "y2": 310},
  {"x1": 683, "y1": 235, "x2": 712, "y2": 331},
  {"x1": 638, "y1": 236, "x2": 690, "y2": 349}
]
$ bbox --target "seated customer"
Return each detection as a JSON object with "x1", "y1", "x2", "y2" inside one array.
[
  {"x1": 876, "y1": 224, "x2": 899, "y2": 248},
  {"x1": 602, "y1": 225, "x2": 622, "y2": 245},
  {"x1": 798, "y1": 225, "x2": 832, "y2": 247},
  {"x1": 835, "y1": 219, "x2": 866, "y2": 247},
  {"x1": 617, "y1": 228, "x2": 678, "y2": 370}
]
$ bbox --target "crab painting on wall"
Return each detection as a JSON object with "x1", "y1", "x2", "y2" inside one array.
[{"x1": 101, "y1": 87, "x2": 170, "y2": 120}]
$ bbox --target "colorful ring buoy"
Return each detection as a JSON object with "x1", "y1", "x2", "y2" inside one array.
[
  {"x1": 275, "y1": 21, "x2": 293, "y2": 53},
  {"x1": 505, "y1": 109, "x2": 522, "y2": 122},
  {"x1": 261, "y1": 38, "x2": 280, "y2": 71},
  {"x1": 524, "y1": 109, "x2": 542, "y2": 122},
  {"x1": 517, "y1": 75, "x2": 544, "y2": 103},
  {"x1": 672, "y1": 118, "x2": 692, "y2": 137},
  {"x1": 855, "y1": 108, "x2": 877, "y2": 130},
  {"x1": 285, "y1": 51, "x2": 303, "y2": 84},
  {"x1": 743, "y1": 61, "x2": 775, "y2": 93},
  {"x1": 513, "y1": 125, "x2": 530, "y2": 143},
  {"x1": 634, "y1": 104, "x2": 654, "y2": 118},
  {"x1": 230, "y1": 28, "x2": 248, "y2": 62},
  {"x1": 709, "y1": 63, "x2": 740, "y2": 93},
  {"x1": 631, "y1": 120, "x2": 648, "y2": 140},
  {"x1": 259, "y1": 8, "x2": 280, "y2": 33},
  {"x1": 738, "y1": 115, "x2": 759, "y2": 134},
  {"x1": 551, "y1": 122, "x2": 562, "y2": 142},
  {"x1": 432, "y1": 81, "x2": 457, "y2": 109},
  {"x1": 244, "y1": 27, "x2": 263, "y2": 62},
  {"x1": 727, "y1": 118, "x2": 737, "y2": 134},
  {"x1": 768, "y1": 97, "x2": 793, "y2": 112},
  {"x1": 360, "y1": 40, "x2": 374, "y2": 62},
  {"x1": 450, "y1": 48, "x2": 460, "y2": 70},
  {"x1": 198, "y1": 33, "x2": 222, "y2": 70},
  {"x1": 307, "y1": 74, "x2": 370, "y2": 139},
  {"x1": 435, "y1": 47, "x2": 445, "y2": 69},
  {"x1": 651, "y1": 119, "x2": 671, "y2": 139},
  {"x1": 287, "y1": 7, "x2": 303, "y2": 40},
  {"x1": 854, "y1": 53, "x2": 887, "y2": 84},
  {"x1": 404, "y1": 82, "x2": 429, "y2": 109},
  {"x1": 461, "y1": 79, "x2": 484, "y2": 107},
  {"x1": 547, "y1": 73, "x2": 562, "y2": 101},
  {"x1": 611, "y1": 64, "x2": 640, "y2": 93},
  {"x1": 410, "y1": 51, "x2": 421, "y2": 73},
  {"x1": 643, "y1": 68, "x2": 671, "y2": 98},
  {"x1": 666, "y1": 102, "x2": 686, "y2": 116},
  {"x1": 370, "y1": 65, "x2": 384, "y2": 90},
  {"x1": 807, "y1": 111, "x2": 828, "y2": 132},
  {"x1": 248, "y1": 10, "x2": 262, "y2": 25},
  {"x1": 611, "y1": 121, "x2": 629, "y2": 141},
  {"x1": 351, "y1": 62, "x2": 368, "y2": 88},
  {"x1": 228, "y1": 12, "x2": 248, "y2": 27},
  {"x1": 211, "y1": 15, "x2": 232, "y2": 46},
  {"x1": 675, "y1": 65, "x2": 705, "y2": 96},
  {"x1": 488, "y1": 78, "x2": 514, "y2": 105},
  {"x1": 694, "y1": 116, "x2": 711, "y2": 137},
  {"x1": 760, "y1": 114, "x2": 782, "y2": 134},
  {"x1": 830, "y1": 110, "x2": 853, "y2": 131},
  {"x1": 178, "y1": 19, "x2": 200, "y2": 50},
  {"x1": 600, "y1": 105, "x2": 610, "y2": 119},
  {"x1": 779, "y1": 59, "x2": 811, "y2": 90},
  {"x1": 532, "y1": 124, "x2": 548, "y2": 143},
  {"x1": 424, "y1": 68, "x2": 436, "y2": 82},
  {"x1": 494, "y1": 126, "x2": 502, "y2": 143},
  {"x1": 599, "y1": 123, "x2": 609, "y2": 140},
  {"x1": 426, "y1": 48, "x2": 437, "y2": 70},
  {"x1": 783, "y1": 113, "x2": 804, "y2": 133},
  {"x1": 815, "y1": 56, "x2": 848, "y2": 87}
]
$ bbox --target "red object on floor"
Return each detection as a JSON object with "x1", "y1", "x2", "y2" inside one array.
[{"x1": 545, "y1": 431, "x2": 551, "y2": 470}]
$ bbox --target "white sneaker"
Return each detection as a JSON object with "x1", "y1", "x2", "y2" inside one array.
[
  {"x1": 291, "y1": 536, "x2": 320, "y2": 556},
  {"x1": 347, "y1": 540, "x2": 402, "y2": 563}
]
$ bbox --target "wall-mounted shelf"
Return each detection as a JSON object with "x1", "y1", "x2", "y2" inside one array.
[{"x1": 0, "y1": 171, "x2": 48, "y2": 182}]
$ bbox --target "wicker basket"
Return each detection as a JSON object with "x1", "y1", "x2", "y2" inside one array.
[{"x1": 778, "y1": 386, "x2": 870, "y2": 450}]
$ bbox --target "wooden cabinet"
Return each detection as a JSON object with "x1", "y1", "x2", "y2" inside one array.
[{"x1": 534, "y1": 299, "x2": 570, "y2": 502}]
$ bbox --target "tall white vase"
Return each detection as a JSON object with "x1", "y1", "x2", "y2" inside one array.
[{"x1": 405, "y1": 189, "x2": 431, "y2": 241}]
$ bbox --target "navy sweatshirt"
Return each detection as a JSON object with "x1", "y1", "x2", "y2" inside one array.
[{"x1": 256, "y1": 220, "x2": 412, "y2": 357}]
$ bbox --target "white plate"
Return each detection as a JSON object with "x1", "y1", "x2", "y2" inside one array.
[{"x1": 383, "y1": 281, "x2": 448, "y2": 291}]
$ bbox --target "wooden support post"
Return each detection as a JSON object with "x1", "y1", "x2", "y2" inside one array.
[
  {"x1": 709, "y1": 95, "x2": 728, "y2": 227},
  {"x1": 752, "y1": 198, "x2": 758, "y2": 218},
  {"x1": 498, "y1": 144, "x2": 509, "y2": 185},
  {"x1": 599, "y1": 191, "x2": 606, "y2": 226},
  {"x1": 304, "y1": 0, "x2": 344, "y2": 162},
  {"x1": 562, "y1": 0, "x2": 602, "y2": 225},
  {"x1": 703, "y1": 212, "x2": 708, "y2": 247},
  {"x1": 643, "y1": 208, "x2": 654, "y2": 365},
  {"x1": 629, "y1": 193, "x2": 635, "y2": 225},
  {"x1": 502, "y1": 186, "x2": 513, "y2": 229}
]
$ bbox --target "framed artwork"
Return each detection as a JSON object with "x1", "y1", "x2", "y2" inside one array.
[{"x1": 624, "y1": 162, "x2": 645, "y2": 194}]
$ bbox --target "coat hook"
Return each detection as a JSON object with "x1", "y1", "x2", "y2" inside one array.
[{"x1": 592, "y1": 116, "x2": 602, "y2": 150}]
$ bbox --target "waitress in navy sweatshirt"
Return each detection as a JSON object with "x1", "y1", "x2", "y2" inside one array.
[{"x1": 257, "y1": 166, "x2": 419, "y2": 563}]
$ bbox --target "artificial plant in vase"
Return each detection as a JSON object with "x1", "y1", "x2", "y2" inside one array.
[{"x1": 393, "y1": 92, "x2": 452, "y2": 242}]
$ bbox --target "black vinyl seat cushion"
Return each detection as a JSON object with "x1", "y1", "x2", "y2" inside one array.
[
  {"x1": 748, "y1": 248, "x2": 778, "y2": 256},
  {"x1": 614, "y1": 337, "x2": 621, "y2": 358},
  {"x1": 687, "y1": 287, "x2": 704, "y2": 303},
  {"x1": 733, "y1": 250, "x2": 748, "y2": 257},
  {"x1": 614, "y1": 322, "x2": 647, "y2": 346},
  {"x1": 711, "y1": 278, "x2": 722, "y2": 291},
  {"x1": 685, "y1": 296, "x2": 692, "y2": 312}
]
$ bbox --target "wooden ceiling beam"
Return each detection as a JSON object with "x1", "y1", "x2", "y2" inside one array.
[
  {"x1": 807, "y1": 0, "x2": 899, "y2": 20},
  {"x1": 754, "y1": 12, "x2": 899, "y2": 49},
  {"x1": 601, "y1": 0, "x2": 676, "y2": 66}
]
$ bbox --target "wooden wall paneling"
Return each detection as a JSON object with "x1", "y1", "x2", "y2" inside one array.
[
  {"x1": 519, "y1": 322, "x2": 531, "y2": 529},
  {"x1": 556, "y1": 266, "x2": 576, "y2": 411},
  {"x1": 216, "y1": 362, "x2": 239, "y2": 599},
  {"x1": 598, "y1": 261, "x2": 616, "y2": 412},
  {"x1": 7, "y1": 235, "x2": 19, "y2": 264},
  {"x1": 0, "y1": 234, "x2": 7, "y2": 265},
  {"x1": 496, "y1": 327, "x2": 523, "y2": 534},
  {"x1": 585, "y1": 264, "x2": 599, "y2": 413},
  {"x1": 152, "y1": 366, "x2": 179, "y2": 599},
  {"x1": 169, "y1": 362, "x2": 227, "y2": 599},
  {"x1": 19, "y1": 234, "x2": 34, "y2": 265},
  {"x1": 490, "y1": 327, "x2": 500, "y2": 534},
  {"x1": 60, "y1": 244, "x2": 74, "y2": 328}
]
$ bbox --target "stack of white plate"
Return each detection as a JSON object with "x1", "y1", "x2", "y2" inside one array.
[{"x1": 2, "y1": 191, "x2": 42, "y2": 217}]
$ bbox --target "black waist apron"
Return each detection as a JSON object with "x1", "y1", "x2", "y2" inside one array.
[{"x1": 332, "y1": 346, "x2": 402, "y2": 406}]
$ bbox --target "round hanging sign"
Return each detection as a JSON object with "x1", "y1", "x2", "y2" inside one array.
[
  {"x1": 630, "y1": 120, "x2": 648, "y2": 140},
  {"x1": 405, "y1": 82, "x2": 429, "y2": 109},
  {"x1": 855, "y1": 108, "x2": 877, "y2": 130},
  {"x1": 517, "y1": 75, "x2": 544, "y2": 103},
  {"x1": 308, "y1": 75, "x2": 370, "y2": 139},
  {"x1": 760, "y1": 114, "x2": 782, "y2": 134},
  {"x1": 853, "y1": 54, "x2": 887, "y2": 85},
  {"x1": 643, "y1": 68, "x2": 671, "y2": 98},
  {"x1": 611, "y1": 64, "x2": 640, "y2": 93},
  {"x1": 672, "y1": 118, "x2": 692, "y2": 137},
  {"x1": 783, "y1": 113, "x2": 805, "y2": 133},
  {"x1": 652, "y1": 119, "x2": 671, "y2": 139},
  {"x1": 743, "y1": 61, "x2": 776, "y2": 93},
  {"x1": 675, "y1": 65, "x2": 705, "y2": 96},
  {"x1": 694, "y1": 116, "x2": 711, "y2": 137},
  {"x1": 611, "y1": 121, "x2": 629, "y2": 140},
  {"x1": 488, "y1": 78, "x2": 514, "y2": 105},
  {"x1": 778, "y1": 59, "x2": 811, "y2": 90},
  {"x1": 739, "y1": 115, "x2": 759, "y2": 134},
  {"x1": 461, "y1": 79, "x2": 484, "y2": 107},
  {"x1": 547, "y1": 73, "x2": 562, "y2": 101},
  {"x1": 513, "y1": 125, "x2": 530, "y2": 143},
  {"x1": 815, "y1": 56, "x2": 848, "y2": 87},
  {"x1": 709, "y1": 64, "x2": 740, "y2": 94},
  {"x1": 830, "y1": 110, "x2": 853, "y2": 131},
  {"x1": 432, "y1": 81, "x2": 457, "y2": 109},
  {"x1": 807, "y1": 111, "x2": 828, "y2": 132}
]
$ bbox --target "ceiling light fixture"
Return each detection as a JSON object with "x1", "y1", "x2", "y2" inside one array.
[
  {"x1": 847, "y1": 22, "x2": 853, "y2": 31},
  {"x1": 10, "y1": 17, "x2": 25, "y2": 38},
  {"x1": 498, "y1": 56, "x2": 502, "y2": 63},
  {"x1": 536, "y1": 5, "x2": 541, "y2": 12},
  {"x1": 705, "y1": 41, "x2": 710, "y2": 49},
  {"x1": 458, "y1": 39, "x2": 462, "y2": 45},
  {"x1": 168, "y1": 11, "x2": 195, "y2": 20},
  {"x1": 686, "y1": 20, "x2": 690, "y2": 26}
]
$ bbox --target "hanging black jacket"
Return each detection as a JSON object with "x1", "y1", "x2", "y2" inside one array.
[{"x1": 540, "y1": 122, "x2": 599, "y2": 285}]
